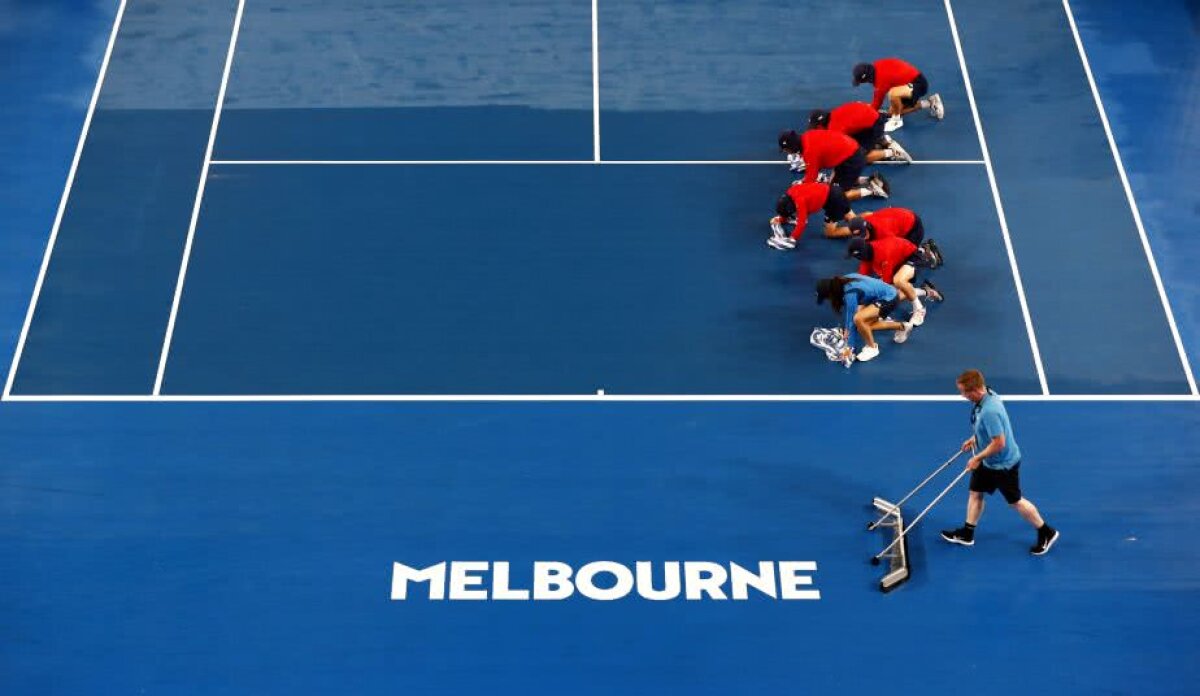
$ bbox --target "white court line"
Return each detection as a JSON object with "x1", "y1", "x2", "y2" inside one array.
[
  {"x1": 1, "y1": 0, "x2": 129, "y2": 400},
  {"x1": 943, "y1": 0, "x2": 1050, "y2": 396},
  {"x1": 208, "y1": 159, "x2": 985, "y2": 166},
  {"x1": 1062, "y1": 0, "x2": 1198, "y2": 396},
  {"x1": 591, "y1": 0, "x2": 601, "y2": 162},
  {"x1": 3, "y1": 393, "x2": 1197, "y2": 403},
  {"x1": 152, "y1": 0, "x2": 246, "y2": 396}
]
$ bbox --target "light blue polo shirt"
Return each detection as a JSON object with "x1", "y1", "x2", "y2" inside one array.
[{"x1": 970, "y1": 391, "x2": 1021, "y2": 469}]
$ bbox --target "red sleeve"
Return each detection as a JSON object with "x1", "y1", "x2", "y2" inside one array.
[
  {"x1": 876, "y1": 257, "x2": 896, "y2": 284},
  {"x1": 871, "y1": 85, "x2": 888, "y2": 111},
  {"x1": 790, "y1": 219, "x2": 804, "y2": 240},
  {"x1": 858, "y1": 260, "x2": 871, "y2": 276},
  {"x1": 801, "y1": 134, "x2": 820, "y2": 183}
]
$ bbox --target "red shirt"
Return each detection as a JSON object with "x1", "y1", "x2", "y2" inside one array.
[
  {"x1": 801, "y1": 130, "x2": 860, "y2": 184},
  {"x1": 865, "y1": 208, "x2": 917, "y2": 240},
  {"x1": 784, "y1": 182, "x2": 831, "y2": 239},
  {"x1": 857, "y1": 236, "x2": 917, "y2": 283},
  {"x1": 828, "y1": 102, "x2": 880, "y2": 135},
  {"x1": 869, "y1": 58, "x2": 920, "y2": 110}
]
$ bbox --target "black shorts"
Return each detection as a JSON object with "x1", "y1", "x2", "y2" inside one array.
[
  {"x1": 900, "y1": 73, "x2": 929, "y2": 107},
  {"x1": 906, "y1": 215, "x2": 925, "y2": 245},
  {"x1": 969, "y1": 463, "x2": 1022, "y2": 504},
  {"x1": 832, "y1": 149, "x2": 868, "y2": 189},
  {"x1": 851, "y1": 114, "x2": 888, "y2": 150},
  {"x1": 871, "y1": 297, "x2": 899, "y2": 320},
  {"x1": 823, "y1": 184, "x2": 852, "y2": 223}
]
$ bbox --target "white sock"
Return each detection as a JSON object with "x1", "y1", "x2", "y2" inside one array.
[
  {"x1": 855, "y1": 187, "x2": 872, "y2": 197},
  {"x1": 857, "y1": 176, "x2": 870, "y2": 184},
  {"x1": 884, "y1": 148, "x2": 895, "y2": 158},
  {"x1": 912, "y1": 296, "x2": 925, "y2": 311},
  {"x1": 914, "y1": 288, "x2": 928, "y2": 298},
  {"x1": 919, "y1": 99, "x2": 930, "y2": 109}
]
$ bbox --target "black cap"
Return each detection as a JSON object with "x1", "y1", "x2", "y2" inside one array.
[
  {"x1": 808, "y1": 109, "x2": 831, "y2": 129},
  {"x1": 778, "y1": 129, "x2": 802, "y2": 153},
  {"x1": 847, "y1": 217, "x2": 873, "y2": 238},
  {"x1": 815, "y1": 278, "x2": 837, "y2": 305},
  {"x1": 776, "y1": 195, "x2": 797, "y2": 219},
  {"x1": 847, "y1": 237, "x2": 873, "y2": 260},
  {"x1": 852, "y1": 62, "x2": 874, "y2": 86}
]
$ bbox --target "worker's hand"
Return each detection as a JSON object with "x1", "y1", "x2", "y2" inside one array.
[
  {"x1": 967, "y1": 456, "x2": 981, "y2": 470},
  {"x1": 961, "y1": 437, "x2": 975, "y2": 452}
]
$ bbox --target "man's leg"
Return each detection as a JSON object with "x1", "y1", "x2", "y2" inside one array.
[
  {"x1": 1011, "y1": 498, "x2": 1045, "y2": 528},
  {"x1": 941, "y1": 490, "x2": 984, "y2": 546},
  {"x1": 967, "y1": 490, "x2": 986, "y2": 525},
  {"x1": 823, "y1": 221, "x2": 852, "y2": 238},
  {"x1": 893, "y1": 264, "x2": 929, "y2": 326},
  {"x1": 887, "y1": 86, "x2": 912, "y2": 116}
]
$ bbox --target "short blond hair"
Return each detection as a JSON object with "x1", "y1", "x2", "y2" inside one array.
[{"x1": 957, "y1": 369, "x2": 986, "y2": 391}]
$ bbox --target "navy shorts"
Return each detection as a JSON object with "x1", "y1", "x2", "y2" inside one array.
[
  {"x1": 969, "y1": 462, "x2": 1022, "y2": 504},
  {"x1": 832, "y1": 149, "x2": 868, "y2": 189},
  {"x1": 900, "y1": 73, "x2": 929, "y2": 107},
  {"x1": 823, "y1": 184, "x2": 852, "y2": 223},
  {"x1": 851, "y1": 114, "x2": 888, "y2": 150},
  {"x1": 870, "y1": 297, "x2": 900, "y2": 320}
]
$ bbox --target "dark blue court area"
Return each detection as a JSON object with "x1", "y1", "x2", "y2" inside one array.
[
  {"x1": 6, "y1": 0, "x2": 1194, "y2": 395},
  {"x1": 1, "y1": 0, "x2": 1198, "y2": 693}
]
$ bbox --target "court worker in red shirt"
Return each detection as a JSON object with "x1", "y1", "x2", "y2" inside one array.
[
  {"x1": 852, "y1": 58, "x2": 944, "y2": 132},
  {"x1": 847, "y1": 236, "x2": 943, "y2": 327},
  {"x1": 778, "y1": 129, "x2": 889, "y2": 201},
  {"x1": 807, "y1": 101, "x2": 913, "y2": 164},
  {"x1": 767, "y1": 181, "x2": 857, "y2": 250}
]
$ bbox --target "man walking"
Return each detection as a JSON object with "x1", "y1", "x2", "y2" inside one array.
[{"x1": 941, "y1": 370, "x2": 1060, "y2": 555}]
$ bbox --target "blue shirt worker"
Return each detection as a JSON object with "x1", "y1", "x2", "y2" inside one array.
[
  {"x1": 815, "y1": 274, "x2": 915, "y2": 363},
  {"x1": 941, "y1": 370, "x2": 1060, "y2": 555}
]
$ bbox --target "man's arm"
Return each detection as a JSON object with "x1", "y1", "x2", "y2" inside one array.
[{"x1": 968, "y1": 434, "x2": 1007, "y2": 469}]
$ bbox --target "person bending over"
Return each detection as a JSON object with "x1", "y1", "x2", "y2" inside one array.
[
  {"x1": 767, "y1": 181, "x2": 857, "y2": 250},
  {"x1": 852, "y1": 57, "x2": 944, "y2": 132},
  {"x1": 778, "y1": 129, "x2": 889, "y2": 200},
  {"x1": 808, "y1": 102, "x2": 912, "y2": 163},
  {"x1": 847, "y1": 236, "x2": 942, "y2": 327},
  {"x1": 815, "y1": 274, "x2": 914, "y2": 362}
]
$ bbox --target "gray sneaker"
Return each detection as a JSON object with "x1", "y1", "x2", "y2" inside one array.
[
  {"x1": 887, "y1": 139, "x2": 914, "y2": 164},
  {"x1": 928, "y1": 93, "x2": 945, "y2": 120}
]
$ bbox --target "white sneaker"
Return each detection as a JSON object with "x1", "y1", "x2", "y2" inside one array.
[
  {"x1": 928, "y1": 93, "x2": 945, "y2": 120},
  {"x1": 857, "y1": 344, "x2": 880, "y2": 362},
  {"x1": 869, "y1": 178, "x2": 889, "y2": 199},
  {"x1": 911, "y1": 304, "x2": 927, "y2": 327},
  {"x1": 892, "y1": 321, "x2": 914, "y2": 344},
  {"x1": 767, "y1": 235, "x2": 794, "y2": 250},
  {"x1": 887, "y1": 140, "x2": 913, "y2": 164},
  {"x1": 884, "y1": 115, "x2": 904, "y2": 132}
]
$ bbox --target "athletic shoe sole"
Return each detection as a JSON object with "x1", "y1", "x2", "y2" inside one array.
[
  {"x1": 1031, "y1": 530, "x2": 1060, "y2": 556},
  {"x1": 940, "y1": 532, "x2": 974, "y2": 547}
]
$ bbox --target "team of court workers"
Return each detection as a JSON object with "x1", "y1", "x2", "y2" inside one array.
[{"x1": 768, "y1": 57, "x2": 948, "y2": 363}]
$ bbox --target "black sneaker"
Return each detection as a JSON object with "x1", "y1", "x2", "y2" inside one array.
[
  {"x1": 940, "y1": 528, "x2": 974, "y2": 546},
  {"x1": 920, "y1": 279, "x2": 944, "y2": 302},
  {"x1": 1030, "y1": 528, "x2": 1060, "y2": 556}
]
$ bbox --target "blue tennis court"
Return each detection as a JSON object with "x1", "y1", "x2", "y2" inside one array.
[{"x1": 1, "y1": 0, "x2": 1198, "y2": 693}]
